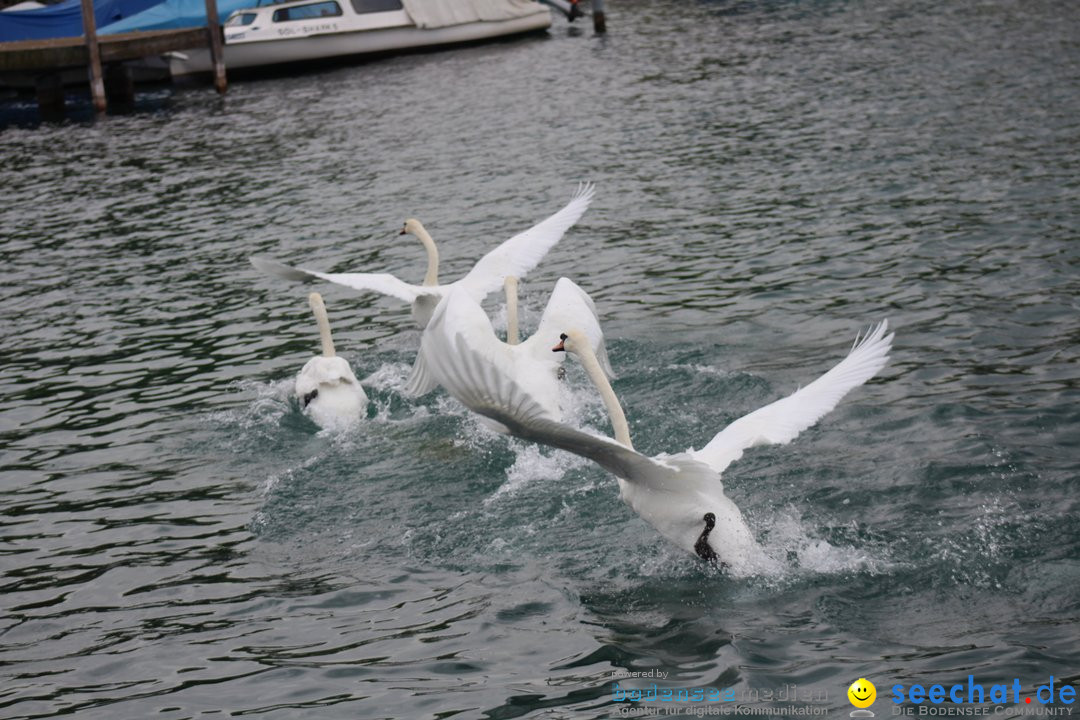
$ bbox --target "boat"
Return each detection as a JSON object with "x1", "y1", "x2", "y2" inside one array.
[
  {"x1": 165, "y1": 0, "x2": 554, "y2": 77},
  {"x1": 0, "y1": 0, "x2": 161, "y2": 42}
]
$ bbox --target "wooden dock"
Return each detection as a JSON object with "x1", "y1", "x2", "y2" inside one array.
[
  {"x1": 0, "y1": 27, "x2": 212, "y2": 71},
  {"x1": 0, "y1": 0, "x2": 226, "y2": 118}
]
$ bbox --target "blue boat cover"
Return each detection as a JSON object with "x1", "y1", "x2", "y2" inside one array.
[
  {"x1": 0, "y1": 0, "x2": 161, "y2": 42},
  {"x1": 99, "y1": 0, "x2": 252, "y2": 33}
]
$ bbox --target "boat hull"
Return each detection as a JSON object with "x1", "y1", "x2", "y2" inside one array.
[{"x1": 169, "y1": 11, "x2": 551, "y2": 76}]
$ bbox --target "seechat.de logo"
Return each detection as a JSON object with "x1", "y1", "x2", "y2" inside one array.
[{"x1": 891, "y1": 676, "x2": 1076, "y2": 708}]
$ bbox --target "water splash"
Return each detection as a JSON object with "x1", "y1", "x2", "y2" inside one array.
[
  {"x1": 360, "y1": 361, "x2": 415, "y2": 394},
  {"x1": 484, "y1": 442, "x2": 591, "y2": 506},
  {"x1": 208, "y1": 377, "x2": 296, "y2": 430},
  {"x1": 755, "y1": 510, "x2": 894, "y2": 580}
]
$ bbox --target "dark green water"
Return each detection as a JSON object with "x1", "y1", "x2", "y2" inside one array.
[{"x1": 2, "y1": 0, "x2": 1078, "y2": 718}]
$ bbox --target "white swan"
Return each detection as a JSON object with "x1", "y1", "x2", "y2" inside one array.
[
  {"x1": 250, "y1": 182, "x2": 595, "y2": 330},
  {"x1": 411, "y1": 275, "x2": 614, "y2": 421},
  {"x1": 294, "y1": 293, "x2": 368, "y2": 431},
  {"x1": 422, "y1": 286, "x2": 893, "y2": 573}
]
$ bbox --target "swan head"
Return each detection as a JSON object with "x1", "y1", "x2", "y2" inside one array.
[
  {"x1": 551, "y1": 329, "x2": 590, "y2": 355},
  {"x1": 400, "y1": 218, "x2": 425, "y2": 237},
  {"x1": 401, "y1": 218, "x2": 438, "y2": 287}
]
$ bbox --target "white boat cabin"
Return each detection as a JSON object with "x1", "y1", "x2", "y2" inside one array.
[{"x1": 223, "y1": 0, "x2": 410, "y2": 45}]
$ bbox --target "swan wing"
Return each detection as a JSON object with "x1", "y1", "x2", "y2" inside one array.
[
  {"x1": 251, "y1": 256, "x2": 426, "y2": 303},
  {"x1": 441, "y1": 336, "x2": 705, "y2": 488},
  {"x1": 421, "y1": 287, "x2": 678, "y2": 484},
  {"x1": 419, "y1": 285, "x2": 549, "y2": 420},
  {"x1": 295, "y1": 355, "x2": 363, "y2": 397},
  {"x1": 520, "y1": 277, "x2": 615, "y2": 379},
  {"x1": 418, "y1": 279, "x2": 568, "y2": 413},
  {"x1": 691, "y1": 320, "x2": 894, "y2": 474},
  {"x1": 456, "y1": 183, "x2": 595, "y2": 301},
  {"x1": 403, "y1": 352, "x2": 440, "y2": 397}
]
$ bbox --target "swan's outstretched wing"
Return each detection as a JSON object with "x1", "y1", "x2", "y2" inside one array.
[
  {"x1": 691, "y1": 320, "x2": 893, "y2": 474},
  {"x1": 520, "y1": 277, "x2": 615, "y2": 379},
  {"x1": 421, "y1": 287, "x2": 683, "y2": 484},
  {"x1": 403, "y1": 353, "x2": 440, "y2": 397},
  {"x1": 456, "y1": 183, "x2": 595, "y2": 301},
  {"x1": 251, "y1": 256, "x2": 426, "y2": 304}
]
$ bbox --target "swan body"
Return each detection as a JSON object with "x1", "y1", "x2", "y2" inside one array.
[
  {"x1": 295, "y1": 293, "x2": 367, "y2": 431},
  {"x1": 412, "y1": 276, "x2": 614, "y2": 422},
  {"x1": 250, "y1": 182, "x2": 596, "y2": 329},
  {"x1": 422, "y1": 286, "x2": 894, "y2": 573}
]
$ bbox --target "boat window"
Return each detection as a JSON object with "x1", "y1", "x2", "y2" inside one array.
[
  {"x1": 225, "y1": 12, "x2": 257, "y2": 25},
  {"x1": 349, "y1": 0, "x2": 402, "y2": 13},
  {"x1": 272, "y1": 1, "x2": 343, "y2": 20}
]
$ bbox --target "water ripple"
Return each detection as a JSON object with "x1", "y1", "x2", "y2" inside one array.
[{"x1": 2, "y1": 0, "x2": 1079, "y2": 717}]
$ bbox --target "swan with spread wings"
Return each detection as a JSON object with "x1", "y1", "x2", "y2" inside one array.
[
  {"x1": 251, "y1": 183, "x2": 595, "y2": 329},
  {"x1": 420, "y1": 285, "x2": 893, "y2": 573}
]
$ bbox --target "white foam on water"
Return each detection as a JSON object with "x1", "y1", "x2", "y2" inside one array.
[
  {"x1": 369, "y1": 397, "x2": 432, "y2": 425},
  {"x1": 490, "y1": 301, "x2": 509, "y2": 334},
  {"x1": 665, "y1": 362, "x2": 731, "y2": 377},
  {"x1": 743, "y1": 507, "x2": 897, "y2": 586},
  {"x1": 438, "y1": 394, "x2": 508, "y2": 453},
  {"x1": 485, "y1": 441, "x2": 592, "y2": 506},
  {"x1": 360, "y1": 361, "x2": 414, "y2": 394},
  {"x1": 207, "y1": 377, "x2": 295, "y2": 429},
  {"x1": 616, "y1": 505, "x2": 897, "y2": 585},
  {"x1": 924, "y1": 494, "x2": 1025, "y2": 589},
  {"x1": 259, "y1": 452, "x2": 324, "y2": 497}
]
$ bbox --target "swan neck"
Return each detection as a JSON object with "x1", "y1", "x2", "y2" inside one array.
[
  {"x1": 415, "y1": 223, "x2": 439, "y2": 286},
  {"x1": 504, "y1": 276, "x2": 519, "y2": 346},
  {"x1": 577, "y1": 344, "x2": 632, "y2": 450},
  {"x1": 311, "y1": 300, "x2": 336, "y2": 357}
]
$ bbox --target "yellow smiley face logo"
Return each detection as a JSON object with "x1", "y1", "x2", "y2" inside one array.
[{"x1": 848, "y1": 678, "x2": 877, "y2": 708}]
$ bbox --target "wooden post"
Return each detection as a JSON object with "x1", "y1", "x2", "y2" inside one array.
[
  {"x1": 593, "y1": 0, "x2": 606, "y2": 33},
  {"x1": 204, "y1": 0, "x2": 227, "y2": 94},
  {"x1": 79, "y1": 0, "x2": 106, "y2": 113}
]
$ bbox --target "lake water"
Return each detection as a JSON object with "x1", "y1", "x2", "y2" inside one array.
[{"x1": 1, "y1": 0, "x2": 1078, "y2": 718}]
